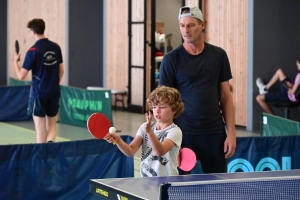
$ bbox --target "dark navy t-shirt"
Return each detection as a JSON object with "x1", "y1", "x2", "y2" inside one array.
[
  {"x1": 159, "y1": 43, "x2": 232, "y2": 134},
  {"x1": 22, "y1": 38, "x2": 63, "y2": 99}
]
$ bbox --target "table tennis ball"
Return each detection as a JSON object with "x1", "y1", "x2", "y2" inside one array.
[{"x1": 109, "y1": 127, "x2": 116, "y2": 133}]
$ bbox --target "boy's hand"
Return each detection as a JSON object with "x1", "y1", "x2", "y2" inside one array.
[
  {"x1": 104, "y1": 133, "x2": 120, "y2": 144},
  {"x1": 145, "y1": 111, "x2": 153, "y2": 133}
]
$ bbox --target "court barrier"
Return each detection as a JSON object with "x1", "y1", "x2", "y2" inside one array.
[
  {"x1": 9, "y1": 78, "x2": 31, "y2": 86},
  {"x1": 0, "y1": 136, "x2": 134, "y2": 200},
  {"x1": 228, "y1": 135, "x2": 300, "y2": 173},
  {"x1": 0, "y1": 85, "x2": 31, "y2": 121},
  {"x1": 59, "y1": 85, "x2": 112, "y2": 127},
  {"x1": 260, "y1": 113, "x2": 300, "y2": 136},
  {"x1": 2, "y1": 78, "x2": 113, "y2": 126}
]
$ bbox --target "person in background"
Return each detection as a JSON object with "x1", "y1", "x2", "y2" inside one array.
[
  {"x1": 256, "y1": 57, "x2": 300, "y2": 115},
  {"x1": 14, "y1": 18, "x2": 64, "y2": 143},
  {"x1": 104, "y1": 86, "x2": 184, "y2": 177},
  {"x1": 159, "y1": 5, "x2": 236, "y2": 174}
]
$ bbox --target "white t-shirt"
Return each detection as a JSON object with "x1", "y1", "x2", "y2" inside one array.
[{"x1": 136, "y1": 121, "x2": 182, "y2": 177}]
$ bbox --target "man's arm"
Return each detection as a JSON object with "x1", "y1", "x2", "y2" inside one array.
[
  {"x1": 14, "y1": 54, "x2": 29, "y2": 80},
  {"x1": 219, "y1": 81, "x2": 236, "y2": 159}
]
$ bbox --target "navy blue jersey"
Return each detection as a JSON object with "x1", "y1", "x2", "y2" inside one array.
[
  {"x1": 22, "y1": 38, "x2": 63, "y2": 99},
  {"x1": 159, "y1": 43, "x2": 232, "y2": 134}
]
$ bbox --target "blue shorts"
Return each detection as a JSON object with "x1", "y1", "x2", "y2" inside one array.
[
  {"x1": 27, "y1": 98, "x2": 59, "y2": 117},
  {"x1": 265, "y1": 81, "x2": 290, "y2": 102}
]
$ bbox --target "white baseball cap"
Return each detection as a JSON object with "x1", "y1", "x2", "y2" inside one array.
[{"x1": 178, "y1": 6, "x2": 203, "y2": 21}]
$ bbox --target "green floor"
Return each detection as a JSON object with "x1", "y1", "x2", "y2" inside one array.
[
  {"x1": 0, "y1": 120, "x2": 141, "y2": 177},
  {"x1": 0, "y1": 122, "x2": 69, "y2": 145}
]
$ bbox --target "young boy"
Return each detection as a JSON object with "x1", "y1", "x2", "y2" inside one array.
[{"x1": 104, "y1": 86, "x2": 184, "y2": 177}]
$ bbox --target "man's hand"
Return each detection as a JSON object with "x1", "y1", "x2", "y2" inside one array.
[
  {"x1": 14, "y1": 54, "x2": 21, "y2": 63},
  {"x1": 14, "y1": 53, "x2": 29, "y2": 80},
  {"x1": 224, "y1": 134, "x2": 236, "y2": 159}
]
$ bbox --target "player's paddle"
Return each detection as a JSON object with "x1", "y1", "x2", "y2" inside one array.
[
  {"x1": 15, "y1": 40, "x2": 20, "y2": 54},
  {"x1": 87, "y1": 112, "x2": 117, "y2": 144},
  {"x1": 178, "y1": 147, "x2": 197, "y2": 172},
  {"x1": 15, "y1": 40, "x2": 20, "y2": 61},
  {"x1": 87, "y1": 112, "x2": 112, "y2": 139}
]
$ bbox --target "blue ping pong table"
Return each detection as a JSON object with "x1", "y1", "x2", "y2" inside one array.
[{"x1": 90, "y1": 169, "x2": 300, "y2": 200}]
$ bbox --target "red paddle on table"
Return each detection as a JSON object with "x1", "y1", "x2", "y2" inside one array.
[
  {"x1": 177, "y1": 148, "x2": 197, "y2": 172},
  {"x1": 87, "y1": 112, "x2": 116, "y2": 144}
]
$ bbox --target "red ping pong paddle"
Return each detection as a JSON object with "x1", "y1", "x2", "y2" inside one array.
[
  {"x1": 87, "y1": 112, "x2": 112, "y2": 139},
  {"x1": 178, "y1": 148, "x2": 197, "y2": 172},
  {"x1": 15, "y1": 40, "x2": 20, "y2": 54}
]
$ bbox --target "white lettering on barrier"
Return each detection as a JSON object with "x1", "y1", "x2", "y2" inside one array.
[{"x1": 228, "y1": 157, "x2": 291, "y2": 173}]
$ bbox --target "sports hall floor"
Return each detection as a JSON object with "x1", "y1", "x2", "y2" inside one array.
[{"x1": 0, "y1": 110, "x2": 260, "y2": 177}]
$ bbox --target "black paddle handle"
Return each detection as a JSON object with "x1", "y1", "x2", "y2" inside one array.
[{"x1": 15, "y1": 40, "x2": 19, "y2": 54}]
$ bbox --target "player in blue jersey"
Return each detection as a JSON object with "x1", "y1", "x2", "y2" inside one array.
[{"x1": 14, "y1": 18, "x2": 64, "y2": 143}]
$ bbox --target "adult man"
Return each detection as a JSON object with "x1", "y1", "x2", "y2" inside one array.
[
  {"x1": 14, "y1": 18, "x2": 64, "y2": 143},
  {"x1": 159, "y1": 6, "x2": 236, "y2": 173}
]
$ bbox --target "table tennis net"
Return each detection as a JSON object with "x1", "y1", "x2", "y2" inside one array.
[{"x1": 159, "y1": 176, "x2": 300, "y2": 200}]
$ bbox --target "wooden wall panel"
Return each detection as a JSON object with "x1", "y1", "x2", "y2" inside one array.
[
  {"x1": 130, "y1": 24, "x2": 144, "y2": 106},
  {"x1": 132, "y1": 0, "x2": 144, "y2": 21},
  {"x1": 131, "y1": 0, "x2": 144, "y2": 72},
  {"x1": 106, "y1": 0, "x2": 146, "y2": 109},
  {"x1": 128, "y1": 0, "x2": 145, "y2": 108},
  {"x1": 185, "y1": 0, "x2": 199, "y2": 6},
  {"x1": 8, "y1": 0, "x2": 66, "y2": 85},
  {"x1": 131, "y1": 68, "x2": 144, "y2": 105},
  {"x1": 106, "y1": 0, "x2": 129, "y2": 106},
  {"x1": 203, "y1": 0, "x2": 247, "y2": 126},
  {"x1": 145, "y1": 0, "x2": 152, "y2": 111},
  {"x1": 131, "y1": 25, "x2": 144, "y2": 66}
]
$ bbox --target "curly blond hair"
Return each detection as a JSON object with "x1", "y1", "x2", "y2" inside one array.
[{"x1": 146, "y1": 85, "x2": 184, "y2": 118}]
